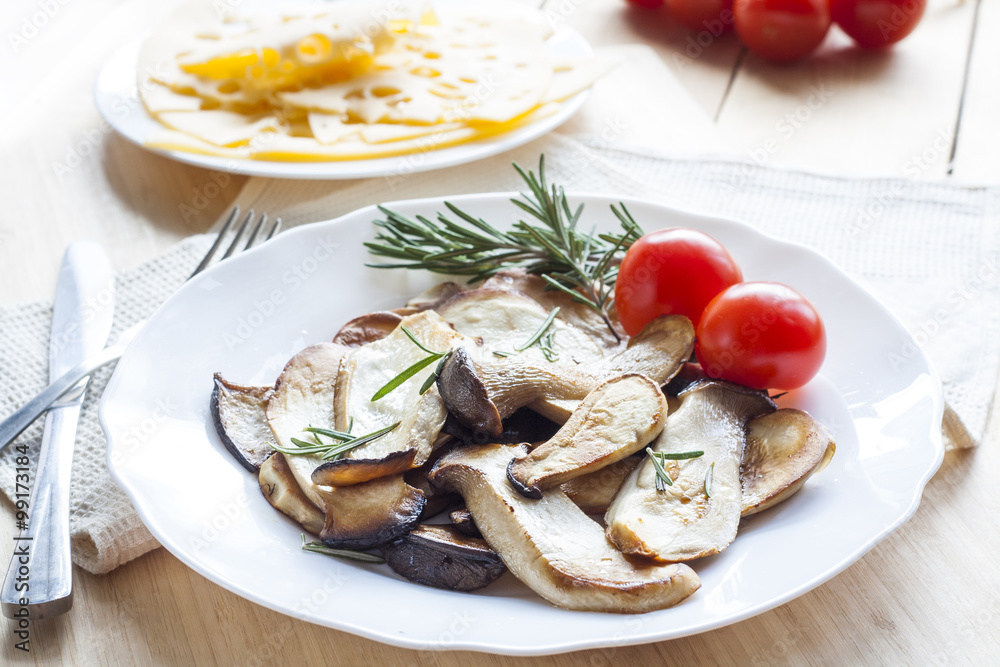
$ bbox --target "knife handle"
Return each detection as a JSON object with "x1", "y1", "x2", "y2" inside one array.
[{"x1": 0, "y1": 401, "x2": 81, "y2": 619}]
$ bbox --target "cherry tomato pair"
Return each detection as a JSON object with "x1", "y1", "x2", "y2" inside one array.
[
  {"x1": 616, "y1": 228, "x2": 826, "y2": 390},
  {"x1": 625, "y1": 0, "x2": 926, "y2": 62}
]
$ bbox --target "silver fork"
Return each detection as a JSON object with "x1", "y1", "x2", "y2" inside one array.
[{"x1": 0, "y1": 207, "x2": 282, "y2": 452}]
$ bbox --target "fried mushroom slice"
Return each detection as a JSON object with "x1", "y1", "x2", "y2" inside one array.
[
  {"x1": 380, "y1": 525, "x2": 506, "y2": 592},
  {"x1": 561, "y1": 455, "x2": 641, "y2": 515},
  {"x1": 211, "y1": 373, "x2": 275, "y2": 472},
  {"x1": 317, "y1": 474, "x2": 426, "y2": 550},
  {"x1": 332, "y1": 311, "x2": 403, "y2": 347},
  {"x1": 258, "y1": 452, "x2": 325, "y2": 535},
  {"x1": 741, "y1": 408, "x2": 836, "y2": 516},
  {"x1": 606, "y1": 381, "x2": 775, "y2": 563},
  {"x1": 311, "y1": 449, "x2": 417, "y2": 487},
  {"x1": 265, "y1": 342, "x2": 349, "y2": 508},
  {"x1": 430, "y1": 443, "x2": 701, "y2": 613},
  {"x1": 506, "y1": 374, "x2": 668, "y2": 498},
  {"x1": 449, "y1": 508, "x2": 481, "y2": 537}
]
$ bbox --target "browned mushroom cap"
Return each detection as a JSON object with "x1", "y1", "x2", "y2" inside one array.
[
  {"x1": 741, "y1": 408, "x2": 836, "y2": 517},
  {"x1": 606, "y1": 380, "x2": 776, "y2": 563},
  {"x1": 211, "y1": 373, "x2": 275, "y2": 472},
  {"x1": 405, "y1": 461, "x2": 461, "y2": 520},
  {"x1": 436, "y1": 346, "x2": 503, "y2": 443},
  {"x1": 506, "y1": 374, "x2": 668, "y2": 499},
  {"x1": 405, "y1": 281, "x2": 464, "y2": 310},
  {"x1": 560, "y1": 455, "x2": 641, "y2": 515},
  {"x1": 380, "y1": 525, "x2": 506, "y2": 592},
  {"x1": 449, "y1": 508, "x2": 481, "y2": 537},
  {"x1": 317, "y1": 473, "x2": 426, "y2": 550},
  {"x1": 311, "y1": 449, "x2": 417, "y2": 487},
  {"x1": 429, "y1": 443, "x2": 700, "y2": 613},
  {"x1": 258, "y1": 452, "x2": 325, "y2": 535},
  {"x1": 332, "y1": 311, "x2": 403, "y2": 347}
]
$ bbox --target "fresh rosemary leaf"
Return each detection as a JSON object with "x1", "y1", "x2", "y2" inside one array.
[
  {"x1": 539, "y1": 330, "x2": 559, "y2": 362},
  {"x1": 303, "y1": 426, "x2": 354, "y2": 441},
  {"x1": 647, "y1": 447, "x2": 673, "y2": 491},
  {"x1": 400, "y1": 325, "x2": 441, "y2": 356},
  {"x1": 516, "y1": 307, "x2": 561, "y2": 352},
  {"x1": 418, "y1": 351, "x2": 452, "y2": 395},
  {"x1": 492, "y1": 350, "x2": 513, "y2": 357},
  {"x1": 273, "y1": 422, "x2": 400, "y2": 461},
  {"x1": 659, "y1": 450, "x2": 705, "y2": 460},
  {"x1": 370, "y1": 354, "x2": 443, "y2": 401},
  {"x1": 705, "y1": 462, "x2": 715, "y2": 498},
  {"x1": 301, "y1": 535, "x2": 386, "y2": 564}
]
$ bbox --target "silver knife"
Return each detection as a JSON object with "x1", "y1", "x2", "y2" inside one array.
[{"x1": 0, "y1": 242, "x2": 115, "y2": 619}]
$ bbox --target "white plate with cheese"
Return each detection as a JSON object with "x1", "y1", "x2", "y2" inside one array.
[{"x1": 94, "y1": 0, "x2": 596, "y2": 180}]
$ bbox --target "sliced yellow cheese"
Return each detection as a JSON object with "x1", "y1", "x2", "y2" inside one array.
[{"x1": 156, "y1": 110, "x2": 279, "y2": 147}]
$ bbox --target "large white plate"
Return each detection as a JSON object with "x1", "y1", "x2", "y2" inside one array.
[
  {"x1": 93, "y1": 2, "x2": 591, "y2": 180},
  {"x1": 100, "y1": 193, "x2": 944, "y2": 655}
]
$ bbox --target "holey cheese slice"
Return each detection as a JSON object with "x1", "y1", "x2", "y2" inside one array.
[{"x1": 138, "y1": 0, "x2": 603, "y2": 161}]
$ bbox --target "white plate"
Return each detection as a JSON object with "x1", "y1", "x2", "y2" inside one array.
[
  {"x1": 93, "y1": 4, "x2": 591, "y2": 180},
  {"x1": 100, "y1": 194, "x2": 944, "y2": 655}
]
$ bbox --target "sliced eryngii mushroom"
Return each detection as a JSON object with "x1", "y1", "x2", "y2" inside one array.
[
  {"x1": 429, "y1": 443, "x2": 701, "y2": 613},
  {"x1": 265, "y1": 342, "x2": 349, "y2": 508},
  {"x1": 606, "y1": 381, "x2": 775, "y2": 563},
  {"x1": 210, "y1": 373, "x2": 275, "y2": 472},
  {"x1": 333, "y1": 311, "x2": 467, "y2": 468},
  {"x1": 741, "y1": 408, "x2": 836, "y2": 516},
  {"x1": 331, "y1": 311, "x2": 403, "y2": 347},
  {"x1": 438, "y1": 314, "x2": 694, "y2": 429},
  {"x1": 405, "y1": 460, "x2": 461, "y2": 520},
  {"x1": 258, "y1": 452, "x2": 325, "y2": 536},
  {"x1": 436, "y1": 288, "x2": 605, "y2": 366},
  {"x1": 317, "y1": 473, "x2": 426, "y2": 550},
  {"x1": 481, "y1": 269, "x2": 624, "y2": 350},
  {"x1": 311, "y1": 448, "x2": 417, "y2": 487},
  {"x1": 380, "y1": 525, "x2": 506, "y2": 592},
  {"x1": 506, "y1": 374, "x2": 668, "y2": 498},
  {"x1": 406, "y1": 281, "x2": 464, "y2": 310},
  {"x1": 449, "y1": 507, "x2": 481, "y2": 537},
  {"x1": 561, "y1": 455, "x2": 641, "y2": 515}
]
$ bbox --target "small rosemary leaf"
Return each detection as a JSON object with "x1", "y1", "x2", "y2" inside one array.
[
  {"x1": 646, "y1": 447, "x2": 673, "y2": 489},
  {"x1": 301, "y1": 537, "x2": 386, "y2": 564},
  {"x1": 399, "y1": 326, "x2": 441, "y2": 356},
  {"x1": 541, "y1": 275, "x2": 599, "y2": 308},
  {"x1": 660, "y1": 450, "x2": 705, "y2": 460},
  {"x1": 286, "y1": 438, "x2": 329, "y2": 453},
  {"x1": 302, "y1": 426, "x2": 354, "y2": 441},
  {"x1": 371, "y1": 353, "x2": 443, "y2": 401},
  {"x1": 321, "y1": 421, "x2": 402, "y2": 460},
  {"x1": 516, "y1": 307, "x2": 561, "y2": 352},
  {"x1": 705, "y1": 462, "x2": 715, "y2": 498}
]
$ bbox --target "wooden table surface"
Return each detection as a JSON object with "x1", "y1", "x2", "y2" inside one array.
[{"x1": 1, "y1": 0, "x2": 998, "y2": 664}]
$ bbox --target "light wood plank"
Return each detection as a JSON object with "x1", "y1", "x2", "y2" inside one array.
[
  {"x1": 950, "y1": 0, "x2": 999, "y2": 183},
  {"x1": 716, "y1": 0, "x2": 979, "y2": 179},
  {"x1": 553, "y1": 0, "x2": 743, "y2": 120}
]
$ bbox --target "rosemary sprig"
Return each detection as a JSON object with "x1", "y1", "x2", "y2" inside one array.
[
  {"x1": 365, "y1": 156, "x2": 642, "y2": 342},
  {"x1": 705, "y1": 462, "x2": 715, "y2": 499},
  {"x1": 280, "y1": 421, "x2": 400, "y2": 461},
  {"x1": 647, "y1": 447, "x2": 674, "y2": 492},
  {"x1": 493, "y1": 307, "x2": 561, "y2": 360},
  {"x1": 659, "y1": 450, "x2": 705, "y2": 460},
  {"x1": 301, "y1": 535, "x2": 386, "y2": 564},
  {"x1": 371, "y1": 326, "x2": 448, "y2": 401}
]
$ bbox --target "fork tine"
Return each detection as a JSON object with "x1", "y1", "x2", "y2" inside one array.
[
  {"x1": 220, "y1": 209, "x2": 254, "y2": 260},
  {"x1": 189, "y1": 206, "x2": 239, "y2": 279},
  {"x1": 265, "y1": 217, "x2": 283, "y2": 241},
  {"x1": 243, "y1": 213, "x2": 267, "y2": 250}
]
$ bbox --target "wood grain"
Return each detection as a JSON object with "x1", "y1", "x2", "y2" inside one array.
[{"x1": 1, "y1": 0, "x2": 998, "y2": 664}]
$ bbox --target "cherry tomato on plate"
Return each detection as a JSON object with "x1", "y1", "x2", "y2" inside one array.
[
  {"x1": 695, "y1": 281, "x2": 826, "y2": 390},
  {"x1": 831, "y1": 0, "x2": 926, "y2": 48},
  {"x1": 665, "y1": 0, "x2": 735, "y2": 33},
  {"x1": 625, "y1": 0, "x2": 665, "y2": 8},
  {"x1": 733, "y1": 0, "x2": 831, "y2": 62},
  {"x1": 616, "y1": 228, "x2": 743, "y2": 336}
]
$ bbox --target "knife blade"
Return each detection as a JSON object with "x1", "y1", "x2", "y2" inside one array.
[{"x1": 1, "y1": 242, "x2": 115, "y2": 619}]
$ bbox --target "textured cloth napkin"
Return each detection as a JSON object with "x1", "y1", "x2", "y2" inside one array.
[{"x1": 1, "y1": 45, "x2": 995, "y2": 573}]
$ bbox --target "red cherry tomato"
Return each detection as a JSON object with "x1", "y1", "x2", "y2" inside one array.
[
  {"x1": 733, "y1": 0, "x2": 831, "y2": 62},
  {"x1": 695, "y1": 282, "x2": 826, "y2": 390},
  {"x1": 616, "y1": 228, "x2": 743, "y2": 336},
  {"x1": 665, "y1": 0, "x2": 734, "y2": 33},
  {"x1": 831, "y1": 0, "x2": 926, "y2": 48},
  {"x1": 625, "y1": 0, "x2": 665, "y2": 8}
]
